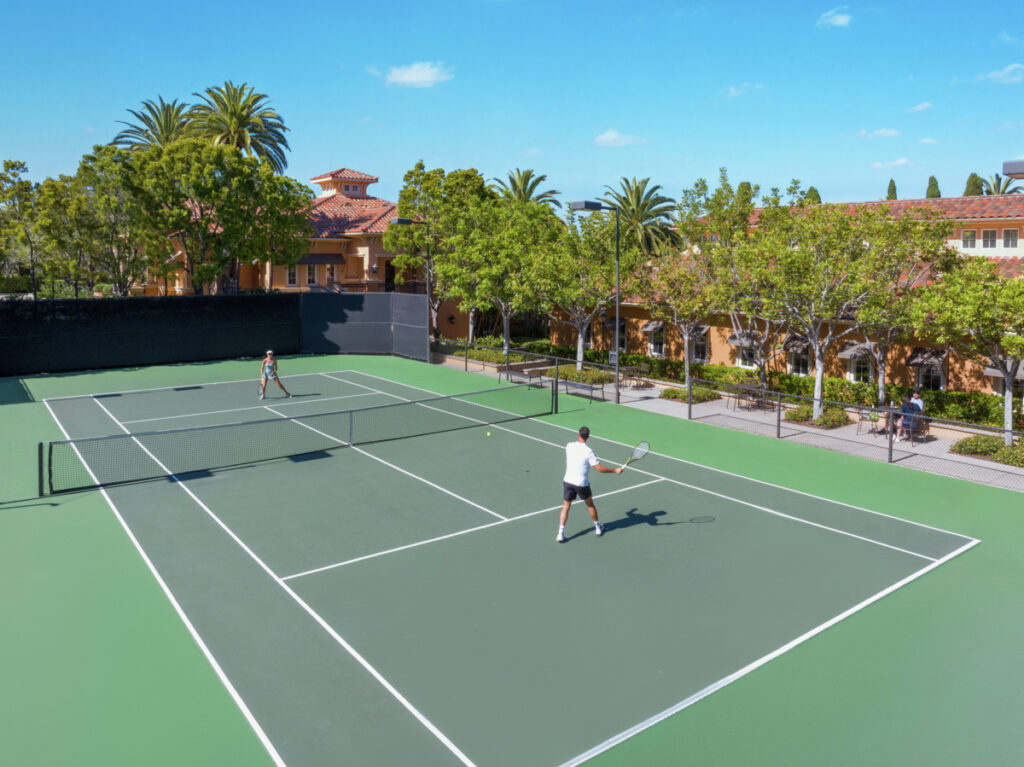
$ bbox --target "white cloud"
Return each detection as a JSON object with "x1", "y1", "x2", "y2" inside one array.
[
  {"x1": 817, "y1": 7, "x2": 851, "y2": 27},
  {"x1": 594, "y1": 129, "x2": 648, "y2": 147},
  {"x1": 858, "y1": 128, "x2": 901, "y2": 139},
  {"x1": 907, "y1": 102, "x2": 933, "y2": 112},
  {"x1": 871, "y1": 158, "x2": 910, "y2": 169},
  {"x1": 366, "y1": 66, "x2": 381, "y2": 77},
  {"x1": 920, "y1": 137, "x2": 939, "y2": 144},
  {"x1": 978, "y1": 63, "x2": 1024, "y2": 84},
  {"x1": 386, "y1": 62, "x2": 454, "y2": 88},
  {"x1": 726, "y1": 82, "x2": 764, "y2": 98},
  {"x1": 521, "y1": 148, "x2": 541, "y2": 158},
  {"x1": 997, "y1": 31, "x2": 1021, "y2": 46}
]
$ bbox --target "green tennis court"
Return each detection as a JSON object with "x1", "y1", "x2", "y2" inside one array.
[{"x1": 3, "y1": 355, "x2": 1023, "y2": 766}]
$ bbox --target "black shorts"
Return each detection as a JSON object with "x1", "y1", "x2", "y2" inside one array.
[{"x1": 563, "y1": 482, "x2": 593, "y2": 502}]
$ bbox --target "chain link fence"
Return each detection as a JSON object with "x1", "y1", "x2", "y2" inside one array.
[{"x1": 431, "y1": 340, "x2": 1024, "y2": 494}]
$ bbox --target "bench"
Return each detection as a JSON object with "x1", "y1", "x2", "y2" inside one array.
[
  {"x1": 525, "y1": 367, "x2": 547, "y2": 387},
  {"x1": 562, "y1": 379, "x2": 605, "y2": 401}
]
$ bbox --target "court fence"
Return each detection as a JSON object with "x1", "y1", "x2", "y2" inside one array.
[
  {"x1": 431, "y1": 339, "x2": 1024, "y2": 493},
  {"x1": 2, "y1": 292, "x2": 430, "y2": 376}
]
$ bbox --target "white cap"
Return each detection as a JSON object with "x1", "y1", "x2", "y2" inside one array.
[{"x1": 266, "y1": 350, "x2": 274, "y2": 355}]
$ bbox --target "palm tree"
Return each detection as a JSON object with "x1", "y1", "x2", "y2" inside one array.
[
  {"x1": 599, "y1": 177, "x2": 676, "y2": 256},
  {"x1": 490, "y1": 168, "x2": 561, "y2": 208},
  {"x1": 982, "y1": 173, "x2": 1024, "y2": 195},
  {"x1": 188, "y1": 81, "x2": 290, "y2": 172},
  {"x1": 112, "y1": 97, "x2": 192, "y2": 150}
]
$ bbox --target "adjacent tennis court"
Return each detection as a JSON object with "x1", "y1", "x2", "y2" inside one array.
[{"x1": 29, "y1": 360, "x2": 980, "y2": 766}]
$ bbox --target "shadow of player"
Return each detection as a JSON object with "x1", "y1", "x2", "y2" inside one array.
[{"x1": 603, "y1": 507, "x2": 685, "y2": 534}]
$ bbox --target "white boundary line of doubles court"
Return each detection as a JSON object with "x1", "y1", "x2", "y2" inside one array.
[
  {"x1": 84, "y1": 395, "x2": 479, "y2": 767},
  {"x1": 41, "y1": 399, "x2": 288, "y2": 767},
  {"x1": 344, "y1": 369, "x2": 980, "y2": 544}
]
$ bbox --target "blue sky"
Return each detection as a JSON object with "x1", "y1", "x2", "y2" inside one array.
[{"x1": 2, "y1": 0, "x2": 1021, "y2": 206}]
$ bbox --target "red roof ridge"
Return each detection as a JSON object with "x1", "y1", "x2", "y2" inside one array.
[{"x1": 310, "y1": 167, "x2": 379, "y2": 183}]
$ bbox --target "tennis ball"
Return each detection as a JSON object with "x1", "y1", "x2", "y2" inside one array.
[{"x1": 486, "y1": 432, "x2": 491, "y2": 437}]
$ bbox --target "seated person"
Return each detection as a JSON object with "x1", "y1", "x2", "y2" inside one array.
[
  {"x1": 896, "y1": 394, "x2": 920, "y2": 441},
  {"x1": 911, "y1": 389, "x2": 925, "y2": 413}
]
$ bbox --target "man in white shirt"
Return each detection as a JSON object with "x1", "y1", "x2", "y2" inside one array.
[{"x1": 558, "y1": 426, "x2": 623, "y2": 543}]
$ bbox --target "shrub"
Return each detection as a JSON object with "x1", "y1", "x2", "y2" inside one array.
[
  {"x1": 659, "y1": 386, "x2": 720, "y2": 403},
  {"x1": 949, "y1": 435, "x2": 1004, "y2": 456},
  {"x1": 785, "y1": 404, "x2": 814, "y2": 422},
  {"x1": 814, "y1": 408, "x2": 851, "y2": 429},
  {"x1": 550, "y1": 367, "x2": 614, "y2": 385},
  {"x1": 994, "y1": 444, "x2": 1024, "y2": 467}
]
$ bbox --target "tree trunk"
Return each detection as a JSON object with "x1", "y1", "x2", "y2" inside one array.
[
  {"x1": 576, "y1": 320, "x2": 586, "y2": 371},
  {"x1": 875, "y1": 347, "x2": 888, "y2": 406},
  {"x1": 502, "y1": 311, "x2": 511, "y2": 354},
  {"x1": 1003, "y1": 382, "x2": 1015, "y2": 446},
  {"x1": 812, "y1": 348, "x2": 826, "y2": 419},
  {"x1": 683, "y1": 333, "x2": 691, "y2": 387},
  {"x1": 468, "y1": 307, "x2": 476, "y2": 344}
]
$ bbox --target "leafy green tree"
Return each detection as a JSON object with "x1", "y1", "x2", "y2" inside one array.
[
  {"x1": 963, "y1": 173, "x2": 985, "y2": 196},
  {"x1": 855, "y1": 207, "x2": 957, "y2": 405},
  {"x1": 886, "y1": 179, "x2": 897, "y2": 200},
  {"x1": 0, "y1": 160, "x2": 43, "y2": 299},
  {"x1": 532, "y1": 209, "x2": 630, "y2": 368},
  {"x1": 599, "y1": 177, "x2": 676, "y2": 257},
  {"x1": 77, "y1": 146, "x2": 159, "y2": 297},
  {"x1": 138, "y1": 140, "x2": 309, "y2": 294},
  {"x1": 982, "y1": 173, "x2": 1023, "y2": 195},
  {"x1": 112, "y1": 97, "x2": 193, "y2": 150},
  {"x1": 677, "y1": 170, "x2": 785, "y2": 389},
  {"x1": 442, "y1": 198, "x2": 560, "y2": 353},
  {"x1": 758, "y1": 195, "x2": 887, "y2": 417},
  {"x1": 926, "y1": 176, "x2": 941, "y2": 198},
  {"x1": 636, "y1": 240, "x2": 718, "y2": 387},
  {"x1": 384, "y1": 162, "x2": 496, "y2": 336},
  {"x1": 913, "y1": 257, "x2": 1024, "y2": 443},
  {"x1": 35, "y1": 174, "x2": 99, "y2": 298},
  {"x1": 188, "y1": 81, "x2": 290, "y2": 173},
  {"x1": 490, "y1": 168, "x2": 561, "y2": 208},
  {"x1": 804, "y1": 186, "x2": 822, "y2": 204}
]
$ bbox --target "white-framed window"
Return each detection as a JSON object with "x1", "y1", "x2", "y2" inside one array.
[
  {"x1": 961, "y1": 230, "x2": 976, "y2": 248},
  {"x1": 326, "y1": 264, "x2": 335, "y2": 283},
  {"x1": 343, "y1": 184, "x2": 353, "y2": 192},
  {"x1": 286, "y1": 266, "x2": 297, "y2": 286},
  {"x1": 648, "y1": 327, "x2": 665, "y2": 358},
  {"x1": 1004, "y1": 229, "x2": 1019, "y2": 249},
  {"x1": 738, "y1": 346, "x2": 757, "y2": 369},
  {"x1": 847, "y1": 357, "x2": 873, "y2": 384},
  {"x1": 692, "y1": 331, "x2": 709, "y2": 363},
  {"x1": 982, "y1": 229, "x2": 997, "y2": 248},
  {"x1": 306, "y1": 264, "x2": 317, "y2": 285},
  {"x1": 916, "y1": 366, "x2": 945, "y2": 391},
  {"x1": 789, "y1": 351, "x2": 811, "y2": 377}
]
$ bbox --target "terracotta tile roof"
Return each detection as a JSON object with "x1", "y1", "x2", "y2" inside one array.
[
  {"x1": 310, "y1": 168, "x2": 379, "y2": 184},
  {"x1": 748, "y1": 194, "x2": 1024, "y2": 224},
  {"x1": 990, "y1": 255, "x2": 1024, "y2": 278},
  {"x1": 309, "y1": 194, "x2": 396, "y2": 237}
]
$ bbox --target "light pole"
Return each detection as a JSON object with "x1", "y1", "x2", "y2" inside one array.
[
  {"x1": 389, "y1": 217, "x2": 433, "y2": 339},
  {"x1": 570, "y1": 200, "x2": 621, "y2": 404}
]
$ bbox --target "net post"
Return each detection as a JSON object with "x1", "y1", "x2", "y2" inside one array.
[
  {"x1": 553, "y1": 357, "x2": 560, "y2": 414},
  {"x1": 37, "y1": 442, "x2": 44, "y2": 497},
  {"x1": 47, "y1": 442, "x2": 54, "y2": 495}
]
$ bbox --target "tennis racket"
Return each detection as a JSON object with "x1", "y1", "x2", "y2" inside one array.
[{"x1": 624, "y1": 441, "x2": 649, "y2": 469}]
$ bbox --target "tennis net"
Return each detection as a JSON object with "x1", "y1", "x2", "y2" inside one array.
[{"x1": 44, "y1": 381, "x2": 554, "y2": 494}]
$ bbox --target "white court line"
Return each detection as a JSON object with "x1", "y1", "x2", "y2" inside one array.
[
  {"x1": 282, "y1": 479, "x2": 665, "y2": 581},
  {"x1": 88, "y1": 395, "x2": 478, "y2": 767},
  {"x1": 121, "y1": 391, "x2": 381, "y2": 425},
  {"x1": 43, "y1": 368, "x2": 354, "y2": 401},
  {"x1": 325, "y1": 374, "x2": 939, "y2": 563},
  {"x1": 345, "y1": 370, "x2": 979, "y2": 544},
  {"x1": 262, "y1": 405, "x2": 506, "y2": 521},
  {"x1": 43, "y1": 399, "x2": 287, "y2": 767},
  {"x1": 559, "y1": 536, "x2": 981, "y2": 767}
]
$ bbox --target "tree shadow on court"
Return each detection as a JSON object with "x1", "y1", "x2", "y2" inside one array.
[{"x1": 0, "y1": 377, "x2": 34, "y2": 404}]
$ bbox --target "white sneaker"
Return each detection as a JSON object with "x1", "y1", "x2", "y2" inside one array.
[
  {"x1": 556, "y1": 531, "x2": 566, "y2": 543},
  {"x1": 595, "y1": 523, "x2": 605, "y2": 537},
  {"x1": 259, "y1": 393, "x2": 265, "y2": 400}
]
